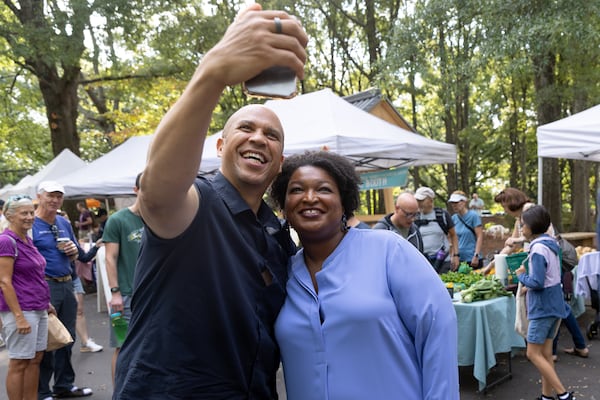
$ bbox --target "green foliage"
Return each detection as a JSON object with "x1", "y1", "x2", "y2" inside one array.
[{"x1": 1, "y1": 0, "x2": 600, "y2": 224}]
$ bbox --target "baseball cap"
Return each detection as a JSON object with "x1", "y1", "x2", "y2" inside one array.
[
  {"x1": 414, "y1": 187, "x2": 435, "y2": 200},
  {"x1": 448, "y1": 193, "x2": 468, "y2": 203},
  {"x1": 38, "y1": 180, "x2": 65, "y2": 194}
]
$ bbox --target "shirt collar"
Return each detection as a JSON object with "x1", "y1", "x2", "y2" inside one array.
[{"x1": 211, "y1": 172, "x2": 275, "y2": 225}]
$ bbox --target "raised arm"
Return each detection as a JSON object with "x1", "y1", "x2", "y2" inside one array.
[{"x1": 138, "y1": 4, "x2": 307, "y2": 239}]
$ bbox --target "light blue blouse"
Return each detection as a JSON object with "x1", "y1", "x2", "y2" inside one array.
[{"x1": 275, "y1": 228, "x2": 459, "y2": 400}]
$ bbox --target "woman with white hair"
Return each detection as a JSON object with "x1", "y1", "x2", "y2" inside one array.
[{"x1": 0, "y1": 195, "x2": 53, "y2": 400}]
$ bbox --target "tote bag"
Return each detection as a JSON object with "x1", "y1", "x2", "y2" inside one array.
[{"x1": 514, "y1": 282, "x2": 529, "y2": 338}]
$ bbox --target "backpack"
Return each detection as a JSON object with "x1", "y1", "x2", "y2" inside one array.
[{"x1": 414, "y1": 207, "x2": 449, "y2": 235}]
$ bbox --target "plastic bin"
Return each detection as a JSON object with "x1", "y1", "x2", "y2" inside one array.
[{"x1": 506, "y1": 252, "x2": 528, "y2": 284}]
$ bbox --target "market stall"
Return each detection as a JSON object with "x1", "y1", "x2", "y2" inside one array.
[{"x1": 454, "y1": 296, "x2": 525, "y2": 392}]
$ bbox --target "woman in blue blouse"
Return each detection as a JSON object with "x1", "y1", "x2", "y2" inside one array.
[{"x1": 269, "y1": 151, "x2": 459, "y2": 400}]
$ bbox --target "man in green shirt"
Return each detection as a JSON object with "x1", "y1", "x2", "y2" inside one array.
[{"x1": 102, "y1": 173, "x2": 143, "y2": 383}]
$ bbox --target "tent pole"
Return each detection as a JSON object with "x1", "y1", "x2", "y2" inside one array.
[{"x1": 537, "y1": 157, "x2": 543, "y2": 206}]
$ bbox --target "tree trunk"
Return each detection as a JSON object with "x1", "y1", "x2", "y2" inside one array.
[
  {"x1": 38, "y1": 67, "x2": 81, "y2": 157},
  {"x1": 571, "y1": 160, "x2": 591, "y2": 231},
  {"x1": 533, "y1": 51, "x2": 562, "y2": 229}
]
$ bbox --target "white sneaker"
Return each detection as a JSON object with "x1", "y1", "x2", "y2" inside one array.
[{"x1": 80, "y1": 338, "x2": 103, "y2": 353}]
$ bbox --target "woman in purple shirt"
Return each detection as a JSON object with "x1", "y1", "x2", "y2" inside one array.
[{"x1": 0, "y1": 195, "x2": 53, "y2": 400}]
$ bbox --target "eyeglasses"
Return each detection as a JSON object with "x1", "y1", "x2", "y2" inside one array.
[
  {"x1": 50, "y1": 224, "x2": 59, "y2": 240},
  {"x1": 398, "y1": 206, "x2": 419, "y2": 219}
]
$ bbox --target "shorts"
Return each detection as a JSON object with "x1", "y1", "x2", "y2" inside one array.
[
  {"x1": 110, "y1": 295, "x2": 132, "y2": 348},
  {"x1": 73, "y1": 276, "x2": 85, "y2": 295},
  {"x1": 527, "y1": 317, "x2": 560, "y2": 344},
  {"x1": 0, "y1": 310, "x2": 48, "y2": 359}
]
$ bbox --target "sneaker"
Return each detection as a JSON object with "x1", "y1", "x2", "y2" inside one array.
[
  {"x1": 0, "y1": 335, "x2": 5, "y2": 348},
  {"x1": 53, "y1": 386, "x2": 93, "y2": 398},
  {"x1": 558, "y1": 392, "x2": 575, "y2": 400},
  {"x1": 80, "y1": 338, "x2": 103, "y2": 353}
]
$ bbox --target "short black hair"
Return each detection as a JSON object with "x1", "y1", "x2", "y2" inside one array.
[
  {"x1": 269, "y1": 151, "x2": 361, "y2": 218},
  {"x1": 521, "y1": 205, "x2": 551, "y2": 235}
]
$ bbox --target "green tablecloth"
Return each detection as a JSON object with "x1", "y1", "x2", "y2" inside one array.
[{"x1": 454, "y1": 296, "x2": 525, "y2": 391}]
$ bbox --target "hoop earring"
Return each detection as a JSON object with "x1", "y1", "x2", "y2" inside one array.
[{"x1": 340, "y1": 214, "x2": 349, "y2": 232}]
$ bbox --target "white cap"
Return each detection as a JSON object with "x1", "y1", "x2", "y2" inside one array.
[
  {"x1": 414, "y1": 187, "x2": 435, "y2": 200},
  {"x1": 38, "y1": 181, "x2": 65, "y2": 194},
  {"x1": 448, "y1": 193, "x2": 468, "y2": 203}
]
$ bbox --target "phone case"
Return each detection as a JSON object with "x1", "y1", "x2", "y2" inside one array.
[{"x1": 243, "y1": 66, "x2": 297, "y2": 99}]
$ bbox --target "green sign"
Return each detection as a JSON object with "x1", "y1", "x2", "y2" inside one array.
[{"x1": 360, "y1": 168, "x2": 408, "y2": 190}]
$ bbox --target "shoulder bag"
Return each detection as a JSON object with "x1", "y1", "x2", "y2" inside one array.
[
  {"x1": 456, "y1": 214, "x2": 483, "y2": 268},
  {"x1": 47, "y1": 313, "x2": 74, "y2": 351}
]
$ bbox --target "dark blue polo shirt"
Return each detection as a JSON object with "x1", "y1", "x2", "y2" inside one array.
[{"x1": 114, "y1": 173, "x2": 294, "y2": 399}]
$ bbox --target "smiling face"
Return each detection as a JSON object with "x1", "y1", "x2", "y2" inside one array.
[
  {"x1": 37, "y1": 191, "x2": 64, "y2": 214},
  {"x1": 284, "y1": 165, "x2": 345, "y2": 244},
  {"x1": 217, "y1": 105, "x2": 284, "y2": 194},
  {"x1": 7, "y1": 203, "x2": 35, "y2": 234}
]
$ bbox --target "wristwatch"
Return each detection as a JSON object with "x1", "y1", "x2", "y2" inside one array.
[
  {"x1": 453, "y1": 254, "x2": 459, "y2": 257},
  {"x1": 110, "y1": 287, "x2": 120, "y2": 293}
]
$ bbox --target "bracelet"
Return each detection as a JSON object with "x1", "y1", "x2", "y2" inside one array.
[{"x1": 453, "y1": 254, "x2": 459, "y2": 257}]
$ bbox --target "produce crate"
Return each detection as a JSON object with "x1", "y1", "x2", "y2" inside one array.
[
  {"x1": 506, "y1": 252, "x2": 529, "y2": 272},
  {"x1": 506, "y1": 252, "x2": 528, "y2": 284}
]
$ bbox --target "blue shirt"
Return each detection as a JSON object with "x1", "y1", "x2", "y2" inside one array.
[
  {"x1": 275, "y1": 228, "x2": 459, "y2": 400},
  {"x1": 114, "y1": 173, "x2": 295, "y2": 399},
  {"x1": 32, "y1": 216, "x2": 78, "y2": 278},
  {"x1": 451, "y1": 210, "x2": 482, "y2": 261}
]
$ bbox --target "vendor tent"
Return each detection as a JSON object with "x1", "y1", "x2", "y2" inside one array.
[
  {"x1": 537, "y1": 104, "x2": 600, "y2": 161},
  {"x1": 536, "y1": 104, "x2": 600, "y2": 203},
  {"x1": 60, "y1": 89, "x2": 456, "y2": 198},
  {"x1": 0, "y1": 149, "x2": 85, "y2": 200},
  {"x1": 58, "y1": 135, "x2": 222, "y2": 198},
  {"x1": 263, "y1": 88, "x2": 456, "y2": 170}
]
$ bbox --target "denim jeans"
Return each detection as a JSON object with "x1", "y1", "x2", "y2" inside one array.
[
  {"x1": 39, "y1": 280, "x2": 77, "y2": 398},
  {"x1": 552, "y1": 309, "x2": 586, "y2": 355}
]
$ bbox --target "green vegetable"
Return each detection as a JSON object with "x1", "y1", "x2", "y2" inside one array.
[
  {"x1": 458, "y1": 263, "x2": 472, "y2": 274},
  {"x1": 439, "y1": 271, "x2": 486, "y2": 288},
  {"x1": 458, "y1": 277, "x2": 513, "y2": 303}
]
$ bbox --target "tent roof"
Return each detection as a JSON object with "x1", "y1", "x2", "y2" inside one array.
[
  {"x1": 58, "y1": 135, "x2": 221, "y2": 198},
  {"x1": 59, "y1": 89, "x2": 456, "y2": 198},
  {"x1": 0, "y1": 149, "x2": 85, "y2": 199},
  {"x1": 263, "y1": 88, "x2": 456, "y2": 170},
  {"x1": 537, "y1": 104, "x2": 600, "y2": 161}
]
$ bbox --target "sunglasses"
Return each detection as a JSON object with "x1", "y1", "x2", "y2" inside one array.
[
  {"x1": 50, "y1": 224, "x2": 59, "y2": 240},
  {"x1": 3, "y1": 194, "x2": 33, "y2": 213}
]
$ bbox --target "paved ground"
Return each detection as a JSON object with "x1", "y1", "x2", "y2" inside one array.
[{"x1": 1, "y1": 292, "x2": 599, "y2": 400}]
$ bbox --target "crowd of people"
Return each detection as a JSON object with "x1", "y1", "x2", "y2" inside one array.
[{"x1": 0, "y1": 3, "x2": 586, "y2": 400}]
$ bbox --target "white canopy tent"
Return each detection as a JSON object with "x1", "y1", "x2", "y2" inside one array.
[
  {"x1": 536, "y1": 104, "x2": 600, "y2": 203},
  {"x1": 264, "y1": 88, "x2": 456, "y2": 170},
  {"x1": 0, "y1": 149, "x2": 86, "y2": 200},
  {"x1": 57, "y1": 135, "x2": 222, "y2": 198},
  {"x1": 59, "y1": 89, "x2": 457, "y2": 198},
  {"x1": 537, "y1": 104, "x2": 600, "y2": 161}
]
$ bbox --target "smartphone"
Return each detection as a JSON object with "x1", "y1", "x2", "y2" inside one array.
[{"x1": 243, "y1": 66, "x2": 298, "y2": 99}]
